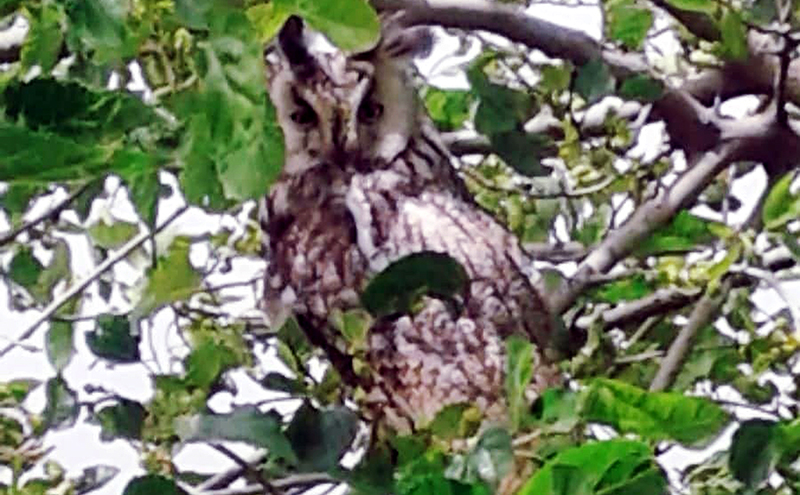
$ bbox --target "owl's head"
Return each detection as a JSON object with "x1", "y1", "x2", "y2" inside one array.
[{"x1": 266, "y1": 16, "x2": 432, "y2": 178}]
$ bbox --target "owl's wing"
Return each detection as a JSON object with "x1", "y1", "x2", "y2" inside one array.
[{"x1": 345, "y1": 169, "x2": 553, "y2": 350}]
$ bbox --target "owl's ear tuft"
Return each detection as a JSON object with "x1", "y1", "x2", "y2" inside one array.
[{"x1": 277, "y1": 15, "x2": 316, "y2": 78}]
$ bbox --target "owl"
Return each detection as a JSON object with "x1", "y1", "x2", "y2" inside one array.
[{"x1": 260, "y1": 16, "x2": 561, "y2": 432}]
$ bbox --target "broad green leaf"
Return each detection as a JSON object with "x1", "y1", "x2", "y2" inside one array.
[
  {"x1": 122, "y1": 475, "x2": 188, "y2": 495},
  {"x1": 174, "y1": 0, "x2": 215, "y2": 29},
  {"x1": 9, "y1": 247, "x2": 43, "y2": 289},
  {"x1": 468, "y1": 60, "x2": 533, "y2": 135},
  {"x1": 539, "y1": 64, "x2": 571, "y2": 93},
  {"x1": 261, "y1": 372, "x2": 305, "y2": 394},
  {"x1": 519, "y1": 439, "x2": 667, "y2": 495},
  {"x1": 20, "y1": 3, "x2": 65, "y2": 72},
  {"x1": 0, "y1": 379, "x2": 38, "y2": 406},
  {"x1": 330, "y1": 308, "x2": 372, "y2": 352},
  {"x1": 122, "y1": 166, "x2": 159, "y2": 229},
  {"x1": 504, "y1": 335, "x2": 533, "y2": 431},
  {"x1": 591, "y1": 273, "x2": 653, "y2": 303},
  {"x1": 73, "y1": 466, "x2": 120, "y2": 495},
  {"x1": 184, "y1": 337, "x2": 238, "y2": 388},
  {"x1": 606, "y1": 0, "x2": 653, "y2": 50},
  {"x1": 88, "y1": 220, "x2": 138, "y2": 249},
  {"x1": 46, "y1": 321, "x2": 74, "y2": 372},
  {"x1": 30, "y1": 240, "x2": 71, "y2": 303},
  {"x1": 531, "y1": 388, "x2": 581, "y2": 433},
  {"x1": 719, "y1": 10, "x2": 748, "y2": 61},
  {"x1": 396, "y1": 449, "x2": 489, "y2": 495},
  {"x1": 286, "y1": 402, "x2": 359, "y2": 471},
  {"x1": 0, "y1": 414, "x2": 24, "y2": 449},
  {"x1": 179, "y1": 114, "x2": 229, "y2": 210},
  {"x1": 446, "y1": 427, "x2": 513, "y2": 489},
  {"x1": 40, "y1": 376, "x2": 79, "y2": 431},
  {"x1": 72, "y1": 178, "x2": 106, "y2": 221},
  {"x1": 134, "y1": 237, "x2": 201, "y2": 317},
  {"x1": 665, "y1": 0, "x2": 716, "y2": 13},
  {"x1": 176, "y1": 406, "x2": 296, "y2": 461},
  {"x1": 95, "y1": 399, "x2": 146, "y2": 441},
  {"x1": 360, "y1": 251, "x2": 468, "y2": 318},
  {"x1": 0, "y1": 183, "x2": 43, "y2": 217},
  {"x1": 582, "y1": 378, "x2": 729, "y2": 446},
  {"x1": 86, "y1": 314, "x2": 140, "y2": 363},
  {"x1": 635, "y1": 210, "x2": 719, "y2": 255},
  {"x1": 729, "y1": 419, "x2": 778, "y2": 490},
  {"x1": 763, "y1": 173, "x2": 800, "y2": 230},
  {"x1": 619, "y1": 75, "x2": 664, "y2": 102},
  {"x1": 575, "y1": 59, "x2": 615, "y2": 104},
  {"x1": 61, "y1": 0, "x2": 142, "y2": 64},
  {"x1": 747, "y1": 0, "x2": 777, "y2": 23},
  {"x1": 274, "y1": 0, "x2": 380, "y2": 52},
  {"x1": 424, "y1": 88, "x2": 473, "y2": 132},
  {"x1": 428, "y1": 403, "x2": 480, "y2": 440},
  {"x1": 2, "y1": 78, "x2": 154, "y2": 141},
  {"x1": 490, "y1": 130, "x2": 550, "y2": 177},
  {"x1": 247, "y1": 2, "x2": 293, "y2": 43}
]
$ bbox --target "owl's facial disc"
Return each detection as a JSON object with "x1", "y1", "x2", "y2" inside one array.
[{"x1": 267, "y1": 16, "x2": 427, "y2": 178}]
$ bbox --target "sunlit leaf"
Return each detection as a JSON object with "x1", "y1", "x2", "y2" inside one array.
[
  {"x1": 763, "y1": 173, "x2": 800, "y2": 230},
  {"x1": 274, "y1": 0, "x2": 380, "y2": 52},
  {"x1": 719, "y1": 10, "x2": 748, "y2": 61},
  {"x1": 591, "y1": 273, "x2": 654, "y2": 303},
  {"x1": 606, "y1": 0, "x2": 653, "y2": 50},
  {"x1": 184, "y1": 337, "x2": 238, "y2": 388},
  {"x1": 519, "y1": 439, "x2": 667, "y2": 495},
  {"x1": 134, "y1": 237, "x2": 201, "y2": 317},
  {"x1": 88, "y1": 220, "x2": 138, "y2": 250},
  {"x1": 505, "y1": 335, "x2": 533, "y2": 431},
  {"x1": 62, "y1": 0, "x2": 142, "y2": 64},
  {"x1": 361, "y1": 251, "x2": 468, "y2": 318},
  {"x1": 20, "y1": 2, "x2": 65, "y2": 72},
  {"x1": 0, "y1": 379, "x2": 38, "y2": 406},
  {"x1": 424, "y1": 88, "x2": 473, "y2": 132},
  {"x1": 635, "y1": 211, "x2": 719, "y2": 255},
  {"x1": 582, "y1": 378, "x2": 729, "y2": 446}
]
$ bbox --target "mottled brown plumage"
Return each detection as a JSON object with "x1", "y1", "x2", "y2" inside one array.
[{"x1": 260, "y1": 16, "x2": 559, "y2": 432}]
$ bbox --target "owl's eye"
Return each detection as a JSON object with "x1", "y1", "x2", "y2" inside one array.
[
  {"x1": 290, "y1": 103, "x2": 317, "y2": 126},
  {"x1": 358, "y1": 100, "x2": 384, "y2": 123}
]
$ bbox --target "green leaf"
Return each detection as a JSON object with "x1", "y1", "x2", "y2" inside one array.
[
  {"x1": 729, "y1": 419, "x2": 779, "y2": 490},
  {"x1": 46, "y1": 321, "x2": 74, "y2": 372},
  {"x1": 88, "y1": 220, "x2": 138, "y2": 249},
  {"x1": 763, "y1": 173, "x2": 800, "y2": 230},
  {"x1": 122, "y1": 475, "x2": 188, "y2": 495},
  {"x1": 40, "y1": 376, "x2": 79, "y2": 431},
  {"x1": 719, "y1": 10, "x2": 748, "y2": 61},
  {"x1": 424, "y1": 88, "x2": 473, "y2": 132},
  {"x1": 134, "y1": 237, "x2": 201, "y2": 317},
  {"x1": 274, "y1": 0, "x2": 381, "y2": 52},
  {"x1": 2, "y1": 78, "x2": 155, "y2": 142},
  {"x1": 635, "y1": 211, "x2": 719, "y2": 255},
  {"x1": 31, "y1": 240, "x2": 71, "y2": 303},
  {"x1": 539, "y1": 64, "x2": 571, "y2": 93},
  {"x1": 665, "y1": 0, "x2": 716, "y2": 13},
  {"x1": 0, "y1": 379, "x2": 38, "y2": 406},
  {"x1": 360, "y1": 251, "x2": 468, "y2": 318},
  {"x1": 184, "y1": 337, "x2": 238, "y2": 388},
  {"x1": 619, "y1": 75, "x2": 664, "y2": 102},
  {"x1": 606, "y1": 0, "x2": 653, "y2": 50},
  {"x1": 95, "y1": 399, "x2": 146, "y2": 441},
  {"x1": 286, "y1": 402, "x2": 359, "y2": 471},
  {"x1": 86, "y1": 314, "x2": 140, "y2": 363},
  {"x1": 72, "y1": 178, "x2": 106, "y2": 222},
  {"x1": 176, "y1": 406, "x2": 296, "y2": 462},
  {"x1": 122, "y1": 167, "x2": 160, "y2": 229},
  {"x1": 73, "y1": 466, "x2": 120, "y2": 495},
  {"x1": 21, "y1": 3, "x2": 65, "y2": 72},
  {"x1": 260, "y1": 372, "x2": 305, "y2": 394},
  {"x1": 591, "y1": 273, "x2": 653, "y2": 303},
  {"x1": 0, "y1": 183, "x2": 43, "y2": 217},
  {"x1": 9, "y1": 247, "x2": 44, "y2": 289},
  {"x1": 518, "y1": 439, "x2": 667, "y2": 495},
  {"x1": 446, "y1": 427, "x2": 514, "y2": 489},
  {"x1": 582, "y1": 378, "x2": 729, "y2": 446},
  {"x1": 490, "y1": 130, "x2": 550, "y2": 177},
  {"x1": 531, "y1": 388, "x2": 581, "y2": 433},
  {"x1": 505, "y1": 335, "x2": 533, "y2": 431},
  {"x1": 61, "y1": 0, "x2": 142, "y2": 64},
  {"x1": 247, "y1": 3, "x2": 292, "y2": 43},
  {"x1": 575, "y1": 59, "x2": 615, "y2": 104},
  {"x1": 468, "y1": 61, "x2": 533, "y2": 135},
  {"x1": 330, "y1": 308, "x2": 372, "y2": 352},
  {"x1": 428, "y1": 403, "x2": 479, "y2": 440}
]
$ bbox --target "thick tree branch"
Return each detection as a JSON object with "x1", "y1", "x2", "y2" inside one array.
[
  {"x1": 0, "y1": 206, "x2": 189, "y2": 359},
  {"x1": 649, "y1": 278, "x2": 733, "y2": 392}
]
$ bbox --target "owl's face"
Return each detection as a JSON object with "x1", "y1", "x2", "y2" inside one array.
[{"x1": 266, "y1": 17, "x2": 430, "y2": 180}]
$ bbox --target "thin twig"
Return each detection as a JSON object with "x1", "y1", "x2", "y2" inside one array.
[
  {"x1": 649, "y1": 278, "x2": 733, "y2": 392},
  {"x1": 0, "y1": 182, "x2": 93, "y2": 247},
  {"x1": 0, "y1": 206, "x2": 189, "y2": 359}
]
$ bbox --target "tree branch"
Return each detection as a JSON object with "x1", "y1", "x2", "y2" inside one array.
[
  {"x1": 0, "y1": 206, "x2": 189, "y2": 359},
  {"x1": 649, "y1": 278, "x2": 733, "y2": 392}
]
